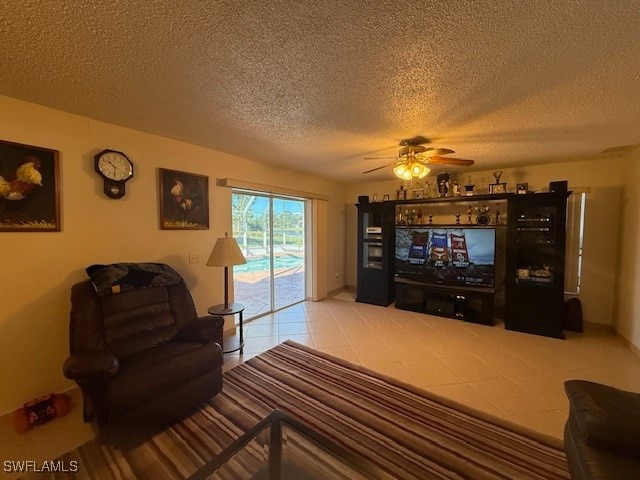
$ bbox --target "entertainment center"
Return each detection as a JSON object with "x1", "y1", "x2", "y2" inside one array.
[{"x1": 356, "y1": 191, "x2": 569, "y2": 338}]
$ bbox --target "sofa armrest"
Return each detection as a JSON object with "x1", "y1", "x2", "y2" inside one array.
[
  {"x1": 63, "y1": 352, "x2": 119, "y2": 380},
  {"x1": 565, "y1": 380, "x2": 640, "y2": 459},
  {"x1": 178, "y1": 315, "x2": 224, "y2": 345}
]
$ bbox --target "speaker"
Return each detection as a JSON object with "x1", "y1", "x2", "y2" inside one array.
[
  {"x1": 549, "y1": 180, "x2": 568, "y2": 193},
  {"x1": 358, "y1": 195, "x2": 369, "y2": 204}
]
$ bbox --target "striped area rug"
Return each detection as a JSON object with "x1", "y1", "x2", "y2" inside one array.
[{"x1": 37, "y1": 341, "x2": 569, "y2": 479}]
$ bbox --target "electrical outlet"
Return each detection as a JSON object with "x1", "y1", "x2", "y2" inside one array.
[{"x1": 188, "y1": 253, "x2": 200, "y2": 264}]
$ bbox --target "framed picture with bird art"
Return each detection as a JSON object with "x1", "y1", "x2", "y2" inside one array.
[
  {"x1": 158, "y1": 168, "x2": 209, "y2": 230},
  {"x1": 0, "y1": 139, "x2": 60, "y2": 232}
]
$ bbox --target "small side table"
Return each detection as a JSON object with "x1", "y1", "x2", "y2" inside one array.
[{"x1": 208, "y1": 302, "x2": 245, "y2": 354}]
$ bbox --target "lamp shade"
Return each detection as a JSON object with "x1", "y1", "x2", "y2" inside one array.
[{"x1": 206, "y1": 234, "x2": 247, "y2": 267}]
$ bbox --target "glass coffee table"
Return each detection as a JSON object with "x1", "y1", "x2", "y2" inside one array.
[{"x1": 188, "y1": 410, "x2": 393, "y2": 480}]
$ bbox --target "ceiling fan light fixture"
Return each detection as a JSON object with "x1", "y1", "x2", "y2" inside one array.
[
  {"x1": 393, "y1": 163, "x2": 409, "y2": 179},
  {"x1": 410, "y1": 162, "x2": 429, "y2": 178}
]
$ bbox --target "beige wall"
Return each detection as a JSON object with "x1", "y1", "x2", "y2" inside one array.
[
  {"x1": 346, "y1": 157, "x2": 628, "y2": 330},
  {"x1": 0, "y1": 95, "x2": 347, "y2": 414},
  {"x1": 615, "y1": 152, "x2": 640, "y2": 349}
]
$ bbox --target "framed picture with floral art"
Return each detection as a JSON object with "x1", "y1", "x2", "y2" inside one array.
[
  {"x1": 158, "y1": 168, "x2": 209, "y2": 230},
  {"x1": 0, "y1": 139, "x2": 60, "y2": 232}
]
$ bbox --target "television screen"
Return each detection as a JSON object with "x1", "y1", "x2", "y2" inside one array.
[{"x1": 395, "y1": 227, "x2": 496, "y2": 288}]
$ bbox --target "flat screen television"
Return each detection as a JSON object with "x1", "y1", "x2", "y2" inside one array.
[{"x1": 395, "y1": 227, "x2": 497, "y2": 289}]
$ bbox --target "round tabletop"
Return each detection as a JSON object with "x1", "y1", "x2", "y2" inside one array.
[{"x1": 208, "y1": 302, "x2": 245, "y2": 316}]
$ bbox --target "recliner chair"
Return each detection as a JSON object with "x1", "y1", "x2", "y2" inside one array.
[
  {"x1": 564, "y1": 380, "x2": 640, "y2": 479},
  {"x1": 63, "y1": 263, "x2": 224, "y2": 443}
]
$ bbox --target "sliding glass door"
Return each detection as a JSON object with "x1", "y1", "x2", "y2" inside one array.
[{"x1": 232, "y1": 192, "x2": 306, "y2": 319}]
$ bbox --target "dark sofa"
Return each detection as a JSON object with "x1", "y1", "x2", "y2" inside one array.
[
  {"x1": 63, "y1": 267, "x2": 224, "y2": 443},
  {"x1": 564, "y1": 380, "x2": 640, "y2": 479}
]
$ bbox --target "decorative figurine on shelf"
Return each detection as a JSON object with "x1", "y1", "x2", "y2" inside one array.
[
  {"x1": 428, "y1": 213, "x2": 433, "y2": 224},
  {"x1": 416, "y1": 209, "x2": 423, "y2": 224},
  {"x1": 495, "y1": 204, "x2": 502, "y2": 225},
  {"x1": 405, "y1": 209, "x2": 413, "y2": 225},
  {"x1": 452, "y1": 181, "x2": 461, "y2": 196},
  {"x1": 455, "y1": 212, "x2": 461, "y2": 225},
  {"x1": 464, "y1": 176, "x2": 475, "y2": 196},
  {"x1": 475, "y1": 205, "x2": 491, "y2": 225},
  {"x1": 425, "y1": 180, "x2": 431, "y2": 198},
  {"x1": 467, "y1": 206, "x2": 473, "y2": 224},
  {"x1": 437, "y1": 172, "x2": 450, "y2": 197},
  {"x1": 489, "y1": 169, "x2": 507, "y2": 194},
  {"x1": 396, "y1": 211, "x2": 405, "y2": 225},
  {"x1": 411, "y1": 183, "x2": 424, "y2": 199}
]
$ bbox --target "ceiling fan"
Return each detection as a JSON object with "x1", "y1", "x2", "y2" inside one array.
[{"x1": 363, "y1": 136, "x2": 475, "y2": 180}]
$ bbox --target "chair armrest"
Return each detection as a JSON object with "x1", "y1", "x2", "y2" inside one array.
[
  {"x1": 63, "y1": 352, "x2": 119, "y2": 380},
  {"x1": 178, "y1": 315, "x2": 224, "y2": 345},
  {"x1": 565, "y1": 380, "x2": 640, "y2": 458}
]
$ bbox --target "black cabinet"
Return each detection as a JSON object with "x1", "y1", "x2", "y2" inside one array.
[
  {"x1": 395, "y1": 279, "x2": 496, "y2": 325},
  {"x1": 505, "y1": 193, "x2": 569, "y2": 338},
  {"x1": 356, "y1": 202, "x2": 395, "y2": 306}
]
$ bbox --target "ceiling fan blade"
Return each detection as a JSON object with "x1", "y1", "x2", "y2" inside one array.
[
  {"x1": 362, "y1": 162, "x2": 396, "y2": 174},
  {"x1": 419, "y1": 148, "x2": 455, "y2": 157},
  {"x1": 433, "y1": 148, "x2": 455, "y2": 155},
  {"x1": 429, "y1": 156, "x2": 475, "y2": 166},
  {"x1": 363, "y1": 156, "x2": 397, "y2": 160}
]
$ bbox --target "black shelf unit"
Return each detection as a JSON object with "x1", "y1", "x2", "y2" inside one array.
[
  {"x1": 505, "y1": 192, "x2": 570, "y2": 338},
  {"x1": 356, "y1": 201, "x2": 395, "y2": 306}
]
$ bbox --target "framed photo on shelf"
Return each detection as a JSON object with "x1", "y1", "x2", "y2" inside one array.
[
  {"x1": 489, "y1": 183, "x2": 507, "y2": 194},
  {"x1": 382, "y1": 194, "x2": 390, "y2": 201},
  {"x1": 516, "y1": 183, "x2": 528, "y2": 194},
  {"x1": 0, "y1": 139, "x2": 60, "y2": 232},
  {"x1": 158, "y1": 168, "x2": 209, "y2": 230}
]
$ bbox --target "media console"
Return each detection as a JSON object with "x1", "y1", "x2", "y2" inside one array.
[
  {"x1": 394, "y1": 278, "x2": 499, "y2": 325},
  {"x1": 356, "y1": 191, "x2": 568, "y2": 338}
]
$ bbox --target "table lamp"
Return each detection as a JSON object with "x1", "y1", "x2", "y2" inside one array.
[{"x1": 206, "y1": 232, "x2": 247, "y2": 310}]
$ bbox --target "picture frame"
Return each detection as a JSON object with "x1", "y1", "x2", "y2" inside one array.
[
  {"x1": 412, "y1": 189, "x2": 424, "y2": 199},
  {"x1": 382, "y1": 194, "x2": 390, "y2": 202},
  {"x1": 516, "y1": 182, "x2": 528, "y2": 194},
  {"x1": 0, "y1": 139, "x2": 60, "y2": 232},
  {"x1": 489, "y1": 183, "x2": 507, "y2": 194},
  {"x1": 159, "y1": 168, "x2": 209, "y2": 230}
]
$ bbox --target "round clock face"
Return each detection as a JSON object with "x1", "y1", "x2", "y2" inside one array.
[{"x1": 97, "y1": 151, "x2": 133, "y2": 181}]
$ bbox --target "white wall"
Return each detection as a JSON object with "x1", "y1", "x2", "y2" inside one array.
[
  {"x1": 346, "y1": 158, "x2": 628, "y2": 329},
  {"x1": 0, "y1": 95, "x2": 347, "y2": 414}
]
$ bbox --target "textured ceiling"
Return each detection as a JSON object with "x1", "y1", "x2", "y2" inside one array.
[{"x1": 1, "y1": 0, "x2": 639, "y2": 184}]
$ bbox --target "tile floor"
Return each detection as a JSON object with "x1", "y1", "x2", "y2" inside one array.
[
  {"x1": 3, "y1": 295, "x2": 640, "y2": 478},
  {"x1": 223, "y1": 295, "x2": 640, "y2": 441}
]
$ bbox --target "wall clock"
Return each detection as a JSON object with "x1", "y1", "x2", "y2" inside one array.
[{"x1": 94, "y1": 149, "x2": 134, "y2": 199}]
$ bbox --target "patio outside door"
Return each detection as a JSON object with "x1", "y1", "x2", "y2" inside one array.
[{"x1": 232, "y1": 192, "x2": 306, "y2": 320}]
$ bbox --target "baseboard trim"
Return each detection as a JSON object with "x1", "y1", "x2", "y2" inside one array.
[
  {"x1": 588, "y1": 321, "x2": 640, "y2": 359},
  {"x1": 327, "y1": 285, "x2": 350, "y2": 297},
  {"x1": 615, "y1": 330, "x2": 640, "y2": 358}
]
